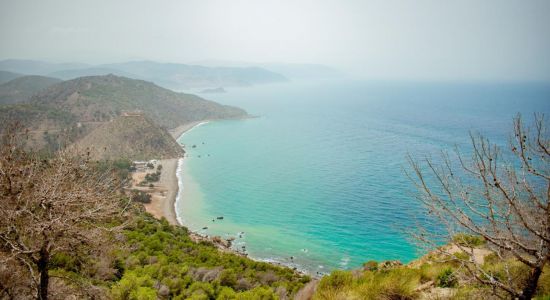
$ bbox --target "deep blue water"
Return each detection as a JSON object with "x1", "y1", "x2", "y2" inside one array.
[{"x1": 177, "y1": 80, "x2": 550, "y2": 274}]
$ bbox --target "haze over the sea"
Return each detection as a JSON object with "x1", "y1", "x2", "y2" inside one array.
[{"x1": 2, "y1": 0, "x2": 550, "y2": 83}]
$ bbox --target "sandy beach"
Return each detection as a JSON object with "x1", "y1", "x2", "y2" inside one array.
[
  {"x1": 169, "y1": 120, "x2": 208, "y2": 140},
  {"x1": 136, "y1": 158, "x2": 179, "y2": 225},
  {"x1": 136, "y1": 121, "x2": 208, "y2": 226}
]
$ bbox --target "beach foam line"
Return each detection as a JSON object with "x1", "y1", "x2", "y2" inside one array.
[
  {"x1": 174, "y1": 157, "x2": 185, "y2": 226},
  {"x1": 174, "y1": 120, "x2": 210, "y2": 226},
  {"x1": 177, "y1": 121, "x2": 210, "y2": 140}
]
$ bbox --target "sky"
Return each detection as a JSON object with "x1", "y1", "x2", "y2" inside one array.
[{"x1": 1, "y1": 0, "x2": 549, "y2": 81}]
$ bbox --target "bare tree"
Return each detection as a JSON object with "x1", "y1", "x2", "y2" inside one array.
[
  {"x1": 0, "y1": 126, "x2": 128, "y2": 299},
  {"x1": 408, "y1": 115, "x2": 549, "y2": 299}
]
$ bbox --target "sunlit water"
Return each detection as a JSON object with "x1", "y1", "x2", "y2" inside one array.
[{"x1": 176, "y1": 80, "x2": 550, "y2": 274}]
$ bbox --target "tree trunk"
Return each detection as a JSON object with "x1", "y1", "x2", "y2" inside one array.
[
  {"x1": 519, "y1": 266, "x2": 542, "y2": 300},
  {"x1": 37, "y1": 245, "x2": 49, "y2": 300}
]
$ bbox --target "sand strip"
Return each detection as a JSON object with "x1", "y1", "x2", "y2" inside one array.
[
  {"x1": 148, "y1": 121, "x2": 210, "y2": 225},
  {"x1": 169, "y1": 121, "x2": 207, "y2": 140}
]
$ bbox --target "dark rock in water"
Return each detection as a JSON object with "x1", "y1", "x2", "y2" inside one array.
[
  {"x1": 192, "y1": 145, "x2": 197, "y2": 148},
  {"x1": 217, "y1": 216, "x2": 224, "y2": 220}
]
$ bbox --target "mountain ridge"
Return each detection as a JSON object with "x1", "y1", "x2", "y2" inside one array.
[{"x1": 0, "y1": 59, "x2": 288, "y2": 90}]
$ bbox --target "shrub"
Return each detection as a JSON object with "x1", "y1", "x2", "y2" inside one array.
[
  {"x1": 145, "y1": 172, "x2": 161, "y2": 182},
  {"x1": 217, "y1": 287, "x2": 236, "y2": 299},
  {"x1": 437, "y1": 268, "x2": 458, "y2": 288},
  {"x1": 314, "y1": 268, "x2": 420, "y2": 300},
  {"x1": 131, "y1": 190, "x2": 152, "y2": 203},
  {"x1": 131, "y1": 287, "x2": 157, "y2": 300},
  {"x1": 219, "y1": 268, "x2": 237, "y2": 287},
  {"x1": 363, "y1": 260, "x2": 378, "y2": 271},
  {"x1": 317, "y1": 270, "x2": 353, "y2": 290},
  {"x1": 235, "y1": 286, "x2": 277, "y2": 299},
  {"x1": 452, "y1": 233, "x2": 486, "y2": 247}
]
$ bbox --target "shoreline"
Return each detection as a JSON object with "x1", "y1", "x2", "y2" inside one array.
[
  {"x1": 143, "y1": 118, "x2": 316, "y2": 277},
  {"x1": 157, "y1": 121, "x2": 210, "y2": 226},
  {"x1": 169, "y1": 120, "x2": 210, "y2": 140},
  {"x1": 137, "y1": 121, "x2": 211, "y2": 226}
]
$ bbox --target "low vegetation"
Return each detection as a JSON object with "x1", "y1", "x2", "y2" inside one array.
[
  {"x1": 131, "y1": 190, "x2": 152, "y2": 204},
  {"x1": 0, "y1": 128, "x2": 308, "y2": 299},
  {"x1": 314, "y1": 244, "x2": 550, "y2": 299},
  {"x1": 73, "y1": 115, "x2": 184, "y2": 161},
  {"x1": 112, "y1": 215, "x2": 309, "y2": 299}
]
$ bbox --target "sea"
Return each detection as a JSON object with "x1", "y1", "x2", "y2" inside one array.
[{"x1": 175, "y1": 80, "x2": 550, "y2": 275}]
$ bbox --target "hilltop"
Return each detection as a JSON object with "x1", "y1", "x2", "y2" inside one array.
[
  {"x1": 0, "y1": 75, "x2": 62, "y2": 104},
  {"x1": 73, "y1": 114, "x2": 184, "y2": 160}
]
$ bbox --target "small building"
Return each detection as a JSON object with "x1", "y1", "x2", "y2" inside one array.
[
  {"x1": 121, "y1": 110, "x2": 143, "y2": 117},
  {"x1": 133, "y1": 159, "x2": 159, "y2": 172}
]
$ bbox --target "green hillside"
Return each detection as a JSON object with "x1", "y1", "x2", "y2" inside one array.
[
  {"x1": 31, "y1": 74, "x2": 248, "y2": 128},
  {"x1": 0, "y1": 74, "x2": 247, "y2": 154},
  {"x1": 0, "y1": 75, "x2": 62, "y2": 104}
]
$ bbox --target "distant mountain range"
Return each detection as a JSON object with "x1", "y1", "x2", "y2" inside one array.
[
  {"x1": 0, "y1": 59, "x2": 288, "y2": 90},
  {"x1": 193, "y1": 60, "x2": 343, "y2": 80}
]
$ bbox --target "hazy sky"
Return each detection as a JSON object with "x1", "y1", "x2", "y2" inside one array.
[{"x1": 1, "y1": 0, "x2": 549, "y2": 81}]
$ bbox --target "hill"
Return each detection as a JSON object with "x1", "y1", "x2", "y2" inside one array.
[
  {"x1": 0, "y1": 70, "x2": 23, "y2": 84},
  {"x1": 0, "y1": 75, "x2": 62, "y2": 104},
  {"x1": 31, "y1": 74, "x2": 248, "y2": 129},
  {"x1": 0, "y1": 74, "x2": 247, "y2": 152},
  {"x1": 48, "y1": 67, "x2": 139, "y2": 80},
  {"x1": 73, "y1": 114, "x2": 184, "y2": 160}
]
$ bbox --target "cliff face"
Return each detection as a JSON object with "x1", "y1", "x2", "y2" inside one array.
[{"x1": 72, "y1": 115, "x2": 184, "y2": 161}]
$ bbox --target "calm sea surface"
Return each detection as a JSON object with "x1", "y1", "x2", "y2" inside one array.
[{"x1": 176, "y1": 80, "x2": 550, "y2": 274}]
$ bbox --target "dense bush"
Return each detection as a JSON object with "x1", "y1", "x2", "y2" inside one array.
[
  {"x1": 144, "y1": 171, "x2": 161, "y2": 182},
  {"x1": 452, "y1": 233, "x2": 486, "y2": 247},
  {"x1": 436, "y1": 268, "x2": 457, "y2": 288},
  {"x1": 131, "y1": 190, "x2": 152, "y2": 203},
  {"x1": 111, "y1": 215, "x2": 308, "y2": 299},
  {"x1": 314, "y1": 266, "x2": 420, "y2": 300}
]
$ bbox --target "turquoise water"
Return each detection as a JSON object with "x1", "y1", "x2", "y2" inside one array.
[{"x1": 177, "y1": 80, "x2": 550, "y2": 274}]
